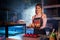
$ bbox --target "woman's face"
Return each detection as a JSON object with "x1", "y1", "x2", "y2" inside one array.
[{"x1": 36, "y1": 5, "x2": 42, "y2": 15}]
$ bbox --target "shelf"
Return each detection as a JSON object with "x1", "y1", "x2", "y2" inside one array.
[
  {"x1": 47, "y1": 17, "x2": 60, "y2": 20},
  {"x1": 43, "y1": 4, "x2": 60, "y2": 8}
]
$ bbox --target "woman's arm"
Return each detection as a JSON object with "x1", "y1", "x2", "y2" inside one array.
[{"x1": 40, "y1": 14, "x2": 47, "y2": 29}]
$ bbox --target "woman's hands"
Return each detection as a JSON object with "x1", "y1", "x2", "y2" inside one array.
[{"x1": 40, "y1": 26, "x2": 45, "y2": 29}]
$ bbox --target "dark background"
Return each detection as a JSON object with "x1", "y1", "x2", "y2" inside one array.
[{"x1": 0, "y1": 0, "x2": 60, "y2": 23}]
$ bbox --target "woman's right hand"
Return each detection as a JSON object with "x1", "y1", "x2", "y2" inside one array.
[{"x1": 29, "y1": 23, "x2": 35, "y2": 28}]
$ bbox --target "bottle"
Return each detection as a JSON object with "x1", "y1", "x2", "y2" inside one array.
[{"x1": 49, "y1": 29, "x2": 56, "y2": 40}]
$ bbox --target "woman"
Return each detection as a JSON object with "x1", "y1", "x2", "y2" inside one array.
[{"x1": 32, "y1": 3, "x2": 47, "y2": 34}]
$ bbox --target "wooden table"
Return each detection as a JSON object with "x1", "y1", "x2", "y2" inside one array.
[
  {"x1": 23, "y1": 34, "x2": 50, "y2": 40},
  {"x1": 23, "y1": 37, "x2": 40, "y2": 40}
]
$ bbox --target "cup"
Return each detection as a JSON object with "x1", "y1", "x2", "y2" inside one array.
[{"x1": 46, "y1": 31, "x2": 50, "y2": 36}]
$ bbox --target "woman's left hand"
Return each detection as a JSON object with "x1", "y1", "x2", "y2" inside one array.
[{"x1": 40, "y1": 26, "x2": 45, "y2": 29}]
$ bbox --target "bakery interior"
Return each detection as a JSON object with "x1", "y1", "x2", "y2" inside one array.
[{"x1": 0, "y1": 0, "x2": 60, "y2": 40}]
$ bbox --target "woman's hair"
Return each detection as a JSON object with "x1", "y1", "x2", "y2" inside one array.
[{"x1": 36, "y1": 3, "x2": 42, "y2": 8}]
